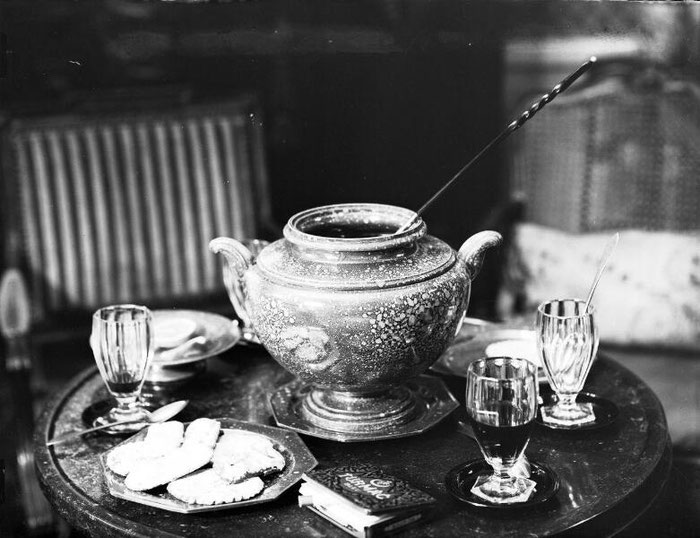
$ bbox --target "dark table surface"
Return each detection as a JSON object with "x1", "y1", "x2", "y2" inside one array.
[{"x1": 34, "y1": 347, "x2": 671, "y2": 538}]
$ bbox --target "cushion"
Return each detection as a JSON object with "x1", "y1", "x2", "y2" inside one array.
[{"x1": 498, "y1": 223, "x2": 700, "y2": 350}]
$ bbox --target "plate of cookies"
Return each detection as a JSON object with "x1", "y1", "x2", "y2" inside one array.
[
  {"x1": 100, "y1": 417, "x2": 317, "y2": 513},
  {"x1": 152, "y1": 310, "x2": 241, "y2": 366}
]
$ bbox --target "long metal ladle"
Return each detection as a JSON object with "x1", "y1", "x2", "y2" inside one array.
[{"x1": 396, "y1": 56, "x2": 597, "y2": 234}]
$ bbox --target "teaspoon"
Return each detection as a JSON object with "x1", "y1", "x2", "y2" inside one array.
[
  {"x1": 583, "y1": 232, "x2": 620, "y2": 314},
  {"x1": 46, "y1": 399, "x2": 189, "y2": 446}
]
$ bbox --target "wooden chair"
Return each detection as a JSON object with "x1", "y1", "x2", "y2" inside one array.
[
  {"x1": 497, "y1": 60, "x2": 700, "y2": 455},
  {"x1": 498, "y1": 61, "x2": 700, "y2": 348},
  {"x1": 0, "y1": 92, "x2": 275, "y2": 534},
  {"x1": 2, "y1": 94, "x2": 273, "y2": 335},
  {"x1": 507, "y1": 61, "x2": 700, "y2": 235}
]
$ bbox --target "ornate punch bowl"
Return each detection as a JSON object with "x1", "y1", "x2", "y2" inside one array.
[{"x1": 211, "y1": 203, "x2": 501, "y2": 437}]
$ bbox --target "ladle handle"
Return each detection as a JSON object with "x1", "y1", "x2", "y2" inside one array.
[
  {"x1": 507, "y1": 56, "x2": 596, "y2": 133},
  {"x1": 397, "y1": 56, "x2": 597, "y2": 234}
]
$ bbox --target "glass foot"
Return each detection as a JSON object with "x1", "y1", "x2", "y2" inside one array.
[
  {"x1": 470, "y1": 474, "x2": 537, "y2": 504},
  {"x1": 541, "y1": 401, "x2": 595, "y2": 426},
  {"x1": 510, "y1": 455, "x2": 531, "y2": 479},
  {"x1": 92, "y1": 407, "x2": 150, "y2": 434}
]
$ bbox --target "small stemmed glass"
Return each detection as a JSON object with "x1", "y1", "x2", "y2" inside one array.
[
  {"x1": 90, "y1": 304, "x2": 155, "y2": 433},
  {"x1": 537, "y1": 299, "x2": 599, "y2": 426},
  {"x1": 465, "y1": 357, "x2": 538, "y2": 504}
]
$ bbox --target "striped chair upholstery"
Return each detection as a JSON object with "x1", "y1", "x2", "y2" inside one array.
[{"x1": 2, "y1": 97, "x2": 273, "y2": 322}]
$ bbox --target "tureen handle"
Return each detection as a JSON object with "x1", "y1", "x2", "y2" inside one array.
[
  {"x1": 457, "y1": 230, "x2": 502, "y2": 280},
  {"x1": 209, "y1": 237, "x2": 256, "y2": 341}
]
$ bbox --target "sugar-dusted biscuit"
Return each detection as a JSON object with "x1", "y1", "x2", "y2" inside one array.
[
  {"x1": 106, "y1": 421, "x2": 184, "y2": 476},
  {"x1": 167, "y1": 469, "x2": 264, "y2": 505},
  {"x1": 212, "y1": 431, "x2": 285, "y2": 483},
  {"x1": 124, "y1": 444, "x2": 213, "y2": 491},
  {"x1": 144, "y1": 421, "x2": 185, "y2": 449},
  {"x1": 183, "y1": 418, "x2": 221, "y2": 450},
  {"x1": 106, "y1": 442, "x2": 146, "y2": 476}
]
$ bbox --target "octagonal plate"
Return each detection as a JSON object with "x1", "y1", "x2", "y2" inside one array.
[
  {"x1": 270, "y1": 375, "x2": 459, "y2": 442},
  {"x1": 99, "y1": 418, "x2": 317, "y2": 513}
]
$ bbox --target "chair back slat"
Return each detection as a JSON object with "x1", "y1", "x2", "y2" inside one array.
[
  {"x1": 15, "y1": 138, "x2": 45, "y2": 315},
  {"x1": 99, "y1": 126, "x2": 133, "y2": 302},
  {"x1": 5, "y1": 99, "x2": 270, "y2": 321},
  {"x1": 154, "y1": 122, "x2": 184, "y2": 295},
  {"x1": 169, "y1": 121, "x2": 201, "y2": 296},
  {"x1": 185, "y1": 119, "x2": 218, "y2": 290}
]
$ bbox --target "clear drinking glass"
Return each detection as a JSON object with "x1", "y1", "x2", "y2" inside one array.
[
  {"x1": 537, "y1": 299, "x2": 599, "y2": 425},
  {"x1": 90, "y1": 304, "x2": 154, "y2": 432},
  {"x1": 466, "y1": 357, "x2": 538, "y2": 503}
]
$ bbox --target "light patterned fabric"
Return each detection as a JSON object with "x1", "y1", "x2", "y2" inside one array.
[
  {"x1": 4, "y1": 98, "x2": 272, "y2": 319},
  {"x1": 498, "y1": 223, "x2": 700, "y2": 350}
]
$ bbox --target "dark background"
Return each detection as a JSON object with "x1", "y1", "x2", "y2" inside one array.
[{"x1": 3, "y1": 1, "x2": 699, "y2": 314}]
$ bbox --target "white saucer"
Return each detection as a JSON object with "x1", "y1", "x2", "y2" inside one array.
[
  {"x1": 154, "y1": 316, "x2": 199, "y2": 349},
  {"x1": 151, "y1": 310, "x2": 241, "y2": 366},
  {"x1": 432, "y1": 321, "x2": 547, "y2": 383},
  {"x1": 485, "y1": 337, "x2": 541, "y2": 368}
]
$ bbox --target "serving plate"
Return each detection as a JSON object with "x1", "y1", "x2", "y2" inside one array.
[
  {"x1": 152, "y1": 310, "x2": 241, "y2": 366},
  {"x1": 431, "y1": 318, "x2": 547, "y2": 383},
  {"x1": 445, "y1": 458, "x2": 559, "y2": 509},
  {"x1": 99, "y1": 418, "x2": 317, "y2": 513},
  {"x1": 537, "y1": 391, "x2": 619, "y2": 431}
]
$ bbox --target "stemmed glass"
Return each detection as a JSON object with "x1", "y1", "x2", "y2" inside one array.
[
  {"x1": 90, "y1": 304, "x2": 155, "y2": 433},
  {"x1": 465, "y1": 357, "x2": 538, "y2": 504},
  {"x1": 537, "y1": 298, "x2": 599, "y2": 426}
]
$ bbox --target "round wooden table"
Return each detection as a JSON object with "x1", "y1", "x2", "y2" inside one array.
[{"x1": 34, "y1": 347, "x2": 671, "y2": 537}]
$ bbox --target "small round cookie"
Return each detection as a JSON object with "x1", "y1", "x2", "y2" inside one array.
[
  {"x1": 124, "y1": 444, "x2": 213, "y2": 491},
  {"x1": 106, "y1": 421, "x2": 185, "y2": 476},
  {"x1": 143, "y1": 421, "x2": 185, "y2": 452},
  {"x1": 183, "y1": 418, "x2": 221, "y2": 450},
  {"x1": 167, "y1": 469, "x2": 264, "y2": 505},
  {"x1": 106, "y1": 442, "x2": 147, "y2": 476},
  {"x1": 212, "y1": 431, "x2": 285, "y2": 483}
]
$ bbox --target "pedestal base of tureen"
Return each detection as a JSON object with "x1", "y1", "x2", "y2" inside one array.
[{"x1": 269, "y1": 375, "x2": 459, "y2": 442}]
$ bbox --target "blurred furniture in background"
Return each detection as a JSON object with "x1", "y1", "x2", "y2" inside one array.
[
  {"x1": 0, "y1": 91, "x2": 274, "y2": 535},
  {"x1": 2, "y1": 93, "x2": 273, "y2": 337},
  {"x1": 500, "y1": 61, "x2": 700, "y2": 349},
  {"x1": 498, "y1": 60, "x2": 700, "y2": 451},
  {"x1": 509, "y1": 62, "x2": 700, "y2": 233},
  {"x1": 0, "y1": 269, "x2": 57, "y2": 537}
]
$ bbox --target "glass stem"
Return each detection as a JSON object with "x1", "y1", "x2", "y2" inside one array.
[
  {"x1": 558, "y1": 393, "x2": 578, "y2": 411},
  {"x1": 492, "y1": 464, "x2": 514, "y2": 484},
  {"x1": 115, "y1": 396, "x2": 138, "y2": 418},
  {"x1": 498, "y1": 469, "x2": 513, "y2": 483}
]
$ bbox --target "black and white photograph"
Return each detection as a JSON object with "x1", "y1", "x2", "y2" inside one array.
[{"x1": 1, "y1": 1, "x2": 699, "y2": 536}]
